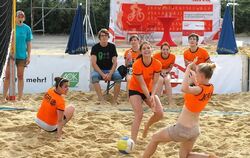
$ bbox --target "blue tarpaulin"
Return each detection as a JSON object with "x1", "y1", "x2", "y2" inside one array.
[
  {"x1": 217, "y1": 5, "x2": 238, "y2": 54},
  {"x1": 66, "y1": 6, "x2": 87, "y2": 54}
]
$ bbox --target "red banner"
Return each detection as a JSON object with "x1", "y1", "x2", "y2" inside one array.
[{"x1": 119, "y1": 3, "x2": 213, "y2": 32}]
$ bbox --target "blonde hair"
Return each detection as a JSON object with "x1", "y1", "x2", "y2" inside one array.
[
  {"x1": 139, "y1": 41, "x2": 151, "y2": 51},
  {"x1": 198, "y1": 63, "x2": 216, "y2": 79}
]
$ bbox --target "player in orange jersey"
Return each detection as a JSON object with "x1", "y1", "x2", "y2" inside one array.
[
  {"x1": 184, "y1": 33, "x2": 212, "y2": 67},
  {"x1": 143, "y1": 58, "x2": 217, "y2": 158},
  {"x1": 124, "y1": 34, "x2": 140, "y2": 92},
  {"x1": 129, "y1": 41, "x2": 163, "y2": 143},
  {"x1": 153, "y1": 42, "x2": 175, "y2": 105},
  {"x1": 35, "y1": 77, "x2": 75, "y2": 140}
]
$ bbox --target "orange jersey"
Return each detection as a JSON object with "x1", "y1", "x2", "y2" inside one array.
[
  {"x1": 37, "y1": 88, "x2": 65, "y2": 126},
  {"x1": 153, "y1": 52, "x2": 175, "y2": 69},
  {"x1": 124, "y1": 48, "x2": 140, "y2": 67},
  {"x1": 184, "y1": 84, "x2": 214, "y2": 113},
  {"x1": 129, "y1": 57, "x2": 162, "y2": 93},
  {"x1": 184, "y1": 47, "x2": 210, "y2": 65}
]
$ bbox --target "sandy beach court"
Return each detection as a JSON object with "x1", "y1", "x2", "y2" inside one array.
[
  {"x1": 0, "y1": 35, "x2": 250, "y2": 157},
  {"x1": 0, "y1": 91, "x2": 249, "y2": 157}
]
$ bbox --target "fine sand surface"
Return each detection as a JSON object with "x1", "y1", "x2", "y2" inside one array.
[
  {"x1": 0, "y1": 91, "x2": 250, "y2": 158},
  {"x1": 0, "y1": 35, "x2": 249, "y2": 157}
]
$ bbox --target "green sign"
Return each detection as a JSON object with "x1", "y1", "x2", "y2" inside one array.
[{"x1": 61, "y1": 72, "x2": 79, "y2": 87}]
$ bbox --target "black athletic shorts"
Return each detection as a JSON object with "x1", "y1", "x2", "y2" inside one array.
[{"x1": 129, "y1": 90, "x2": 151, "y2": 100}]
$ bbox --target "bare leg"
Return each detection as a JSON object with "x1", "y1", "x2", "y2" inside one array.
[
  {"x1": 179, "y1": 139, "x2": 196, "y2": 158},
  {"x1": 63, "y1": 105, "x2": 75, "y2": 125},
  {"x1": 17, "y1": 64, "x2": 25, "y2": 100},
  {"x1": 2, "y1": 63, "x2": 10, "y2": 101},
  {"x1": 155, "y1": 76, "x2": 164, "y2": 97},
  {"x1": 164, "y1": 75, "x2": 173, "y2": 105},
  {"x1": 143, "y1": 95, "x2": 164, "y2": 138},
  {"x1": 143, "y1": 128, "x2": 173, "y2": 158},
  {"x1": 126, "y1": 75, "x2": 131, "y2": 98},
  {"x1": 130, "y1": 95, "x2": 143, "y2": 143},
  {"x1": 180, "y1": 139, "x2": 217, "y2": 158},
  {"x1": 93, "y1": 82, "x2": 104, "y2": 101},
  {"x1": 113, "y1": 82, "x2": 121, "y2": 103}
]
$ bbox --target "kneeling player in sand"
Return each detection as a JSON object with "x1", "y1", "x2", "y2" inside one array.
[{"x1": 35, "y1": 77, "x2": 75, "y2": 140}]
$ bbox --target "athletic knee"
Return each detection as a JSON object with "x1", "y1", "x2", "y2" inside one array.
[
  {"x1": 112, "y1": 70, "x2": 122, "y2": 82},
  {"x1": 126, "y1": 75, "x2": 131, "y2": 81},
  {"x1": 91, "y1": 71, "x2": 101, "y2": 83},
  {"x1": 156, "y1": 111, "x2": 164, "y2": 120},
  {"x1": 4, "y1": 75, "x2": 10, "y2": 81},
  {"x1": 68, "y1": 105, "x2": 75, "y2": 114},
  {"x1": 164, "y1": 77, "x2": 170, "y2": 83},
  {"x1": 17, "y1": 74, "x2": 24, "y2": 80},
  {"x1": 151, "y1": 132, "x2": 162, "y2": 144},
  {"x1": 158, "y1": 77, "x2": 164, "y2": 83}
]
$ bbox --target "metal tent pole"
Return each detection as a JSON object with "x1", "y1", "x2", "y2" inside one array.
[
  {"x1": 83, "y1": 0, "x2": 95, "y2": 44},
  {"x1": 42, "y1": 0, "x2": 45, "y2": 35}
]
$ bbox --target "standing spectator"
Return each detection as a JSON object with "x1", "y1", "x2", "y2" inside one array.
[
  {"x1": 2, "y1": 10, "x2": 33, "y2": 101},
  {"x1": 90, "y1": 28, "x2": 122, "y2": 104},
  {"x1": 184, "y1": 33, "x2": 211, "y2": 67}
]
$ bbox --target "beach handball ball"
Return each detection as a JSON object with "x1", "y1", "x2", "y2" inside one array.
[{"x1": 117, "y1": 136, "x2": 135, "y2": 154}]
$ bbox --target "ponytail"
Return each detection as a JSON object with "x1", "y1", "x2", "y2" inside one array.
[
  {"x1": 54, "y1": 77, "x2": 69, "y2": 88},
  {"x1": 198, "y1": 63, "x2": 216, "y2": 79}
]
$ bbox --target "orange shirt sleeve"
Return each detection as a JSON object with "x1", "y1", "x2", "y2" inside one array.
[
  {"x1": 124, "y1": 50, "x2": 128, "y2": 59},
  {"x1": 202, "y1": 49, "x2": 210, "y2": 61},
  {"x1": 183, "y1": 50, "x2": 189, "y2": 61},
  {"x1": 56, "y1": 99, "x2": 65, "y2": 111}
]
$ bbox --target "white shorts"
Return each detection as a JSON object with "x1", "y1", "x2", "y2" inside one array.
[{"x1": 35, "y1": 118, "x2": 57, "y2": 132}]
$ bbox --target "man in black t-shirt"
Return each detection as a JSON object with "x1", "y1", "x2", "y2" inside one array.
[{"x1": 90, "y1": 28, "x2": 122, "y2": 103}]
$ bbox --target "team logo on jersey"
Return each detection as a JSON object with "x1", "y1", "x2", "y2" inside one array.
[{"x1": 50, "y1": 99, "x2": 56, "y2": 106}]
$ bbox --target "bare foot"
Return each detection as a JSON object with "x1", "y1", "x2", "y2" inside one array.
[
  {"x1": 97, "y1": 100, "x2": 111, "y2": 106},
  {"x1": 111, "y1": 98, "x2": 120, "y2": 105},
  {"x1": 95, "y1": 97, "x2": 106, "y2": 105},
  {"x1": 0, "y1": 99, "x2": 8, "y2": 104},
  {"x1": 142, "y1": 123, "x2": 149, "y2": 138}
]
